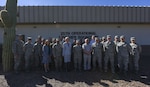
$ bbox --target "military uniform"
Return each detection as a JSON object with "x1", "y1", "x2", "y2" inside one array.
[
  {"x1": 23, "y1": 37, "x2": 34, "y2": 72},
  {"x1": 117, "y1": 36, "x2": 131, "y2": 73},
  {"x1": 101, "y1": 36, "x2": 106, "y2": 71},
  {"x1": 52, "y1": 40, "x2": 63, "y2": 71},
  {"x1": 12, "y1": 36, "x2": 24, "y2": 73},
  {"x1": 73, "y1": 43, "x2": 82, "y2": 71},
  {"x1": 113, "y1": 35, "x2": 120, "y2": 72},
  {"x1": 92, "y1": 41, "x2": 103, "y2": 71},
  {"x1": 129, "y1": 37, "x2": 141, "y2": 73},
  {"x1": 33, "y1": 42, "x2": 42, "y2": 69},
  {"x1": 103, "y1": 36, "x2": 116, "y2": 73}
]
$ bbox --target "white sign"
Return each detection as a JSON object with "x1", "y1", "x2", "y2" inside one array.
[{"x1": 60, "y1": 32, "x2": 96, "y2": 39}]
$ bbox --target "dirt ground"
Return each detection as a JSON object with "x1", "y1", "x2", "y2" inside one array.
[{"x1": 0, "y1": 56, "x2": 149, "y2": 87}]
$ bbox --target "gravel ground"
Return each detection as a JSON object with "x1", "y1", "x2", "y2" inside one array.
[
  {"x1": 0, "y1": 56, "x2": 149, "y2": 87},
  {"x1": 0, "y1": 69, "x2": 149, "y2": 87}
]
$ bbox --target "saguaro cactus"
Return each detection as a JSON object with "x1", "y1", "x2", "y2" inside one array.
[{"x1": 0, "y1": 0, "x2": 17, "y2": 72}]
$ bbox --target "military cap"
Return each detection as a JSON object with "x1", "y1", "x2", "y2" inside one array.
[
  {"x1": 102, "y1": 36, "x2": 105, "y2": 40},
  {"x1": 107, "y1": 35, "x2": 111, "y2": 38},
  {"x1": 37, "y1": 35, "x2": 42, "y2": 39},
  {"x1": 114, "y1": 35, "x2": 119, "y2": 39},
  {"x1": 130, "y1": 37, "x2": 136, "y2": 41},
  {"x1": 56, "y1": 38, "x2": 59, "y2": 41},
  {"x1": 27, "y1": 37, "x2": 32, "y2": 40},
  {"x1": 120, "y1": 35, "x2": 125, "y2": 39}
]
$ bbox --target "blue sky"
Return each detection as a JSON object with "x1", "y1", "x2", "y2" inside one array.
[{"x1": 0, "y1": 0, "x2": 150, "y2": 6}]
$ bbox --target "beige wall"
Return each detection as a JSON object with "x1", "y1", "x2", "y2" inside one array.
[{"x1": 0, "y1": 24, "x2": 150, "y2": 45}]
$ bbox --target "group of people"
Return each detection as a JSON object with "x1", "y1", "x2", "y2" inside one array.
[{"x1": 12, "y1": 34, "x2": 142, "y2": 75}]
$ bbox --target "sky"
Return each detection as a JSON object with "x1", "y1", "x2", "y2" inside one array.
[{"x1": 0, "y1": 0, "x2": 150, "y2": 6}]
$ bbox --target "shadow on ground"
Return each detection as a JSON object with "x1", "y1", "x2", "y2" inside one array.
[
  {"x1": 0, "y1": 43, "x2": 149, "y2": 87},
  {"x1": 0, "y1": 55, "x2": 149, "y2": 87}
]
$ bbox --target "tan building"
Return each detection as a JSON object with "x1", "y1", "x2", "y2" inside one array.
[{"x1": 0, "y1": 6, "x2": 150, "y2": 45}]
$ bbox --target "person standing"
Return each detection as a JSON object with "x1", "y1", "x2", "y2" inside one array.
[
  {"x1": 82, "y1": 38, "x2": 92, "y2": 71},
  {"x1": 50, "y1": 38, "x2": 56, "y2": 70},
  {"x1": 103, "y1": 35, "x2": 116, "y2": 73},
  {"x1": 33, "y1": 37, "x2": 42, "y2": 70},
  {"x1": 73, "y1": 40, "x2": 82, "y2": 71},
  {"x1": 117, "y1": 35, "x2": 131, "y2": 75},
  {"x1": 101, "y1": 36, "x2": 106, "y2": 71},
  {"x1": 90, "y1": 35, "x2": 95, "y2": 45},
  {"x1": 113, "y1": 35, "x2": 120, "y2": 72},
  {"x1": 62, "y1": 37, "x2": 72, "y2": 72},
  {"x1": 42, "y1": 40, "x2": 51, "y2": 72},
  {"x1": 23, "y1": 37, "x2": 34, "y2": 72},
  {"x1": 129, "y1": 37, "x2": 142, "y2": 74},
  {"x1": 52, "y1": 38, "x2": 63, "y2": 72},
  {"x1": 12, "y1": 34, "x2": 24, "y2": 73},
  {"x1": 101, "y1": 36, "x2": 106, "y2": 45},
  {"x1": 92, "y1": 37, "x2": 103, "y2": 71}
]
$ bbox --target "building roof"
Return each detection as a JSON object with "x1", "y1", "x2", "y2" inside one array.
[{"x1": 0, "y1": 6, "x2": 150, "y2": 24}]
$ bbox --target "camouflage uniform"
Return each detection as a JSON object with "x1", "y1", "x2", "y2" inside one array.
[
  {"x1": 23, "y1": 37, "x2": 34, "y2": 72},
  {"x1": 129, "y1": 37, "x2": 142, "y2": 72},
  {"x1": 101, "y1": 36, "x2": 106, "y2": 71},
  {"x1": 50, "y1": 38, "x2": 56, "y2": 70},
  {"x1": 12, "y1": 36, "x2": 24, "y2": 73},
  {"x1": 33, "y1": 41, "x2": 42, "y2": 69},
  {"x1": 113, "y1": 35, "x2": 120, "y2": 72},
  {"x1": 117, "y1": 36, "x2": 131, "y2": 73},
  {"x1": 103, "y1": 36, "x2": 116, "y2": 73},
  {"x1": 92, "y1": 40, "x2": 103, "y2": 71},
  {"x1": 73, "y1": 42, "x2": 82, "y2": 71},
  {"x1": 52, "y1": 39, "x2": 63, "y2": 71}
]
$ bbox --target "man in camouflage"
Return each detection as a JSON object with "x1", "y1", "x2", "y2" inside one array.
[
  {"x1": 92, "y1": 37, "x2": 103, "y2": 71},
  {"x1": 12, "y1": 34, "x2": 24, "y2": 73},
  {"x1": 103, "y1": 35, "x2": 116, "y2": 73},
  {"x1": 129, "y1": 37, "x2": 142, "y2": 74},
  {"x1": 113, "y1": 35, "x2": 120, "y2": 72},
  {"x1": 23, "y1": 37, "x2": 34, "y2": 72},
  {"x1": 73, "y1": 40, "x2": 82, "y2": 71},
  {"x1": 52, "y1": 38, "x2": 63, "y2": 71},
  {"x1": 33, "y1": 36, "x2": 42, "y2": 70},
  {"x1": 117, "y1": 35, "x2": 131, "y2": 75}
]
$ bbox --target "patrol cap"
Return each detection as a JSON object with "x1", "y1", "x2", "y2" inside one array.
[
  {"x1": 56, "y1": 38, "x2": 59, "y2": 41},
  {"x1": 102, "y1": 36, "x2": 106, "y2": 40},
  {"x1": 37, "y1": 35, "x2": 42, "y2": 39},
  {"x1": 76, "y1": 40, "x2": 80, "y2": 43},
  {"x1": 95, "y1": 37, "x2": 99, "y2": 40},
  {"x1": 114, "y1": 35, "x2": 119, "y2": 39},
  {"x1": 52, "y1": 38, "x2": 56, "y2": 41},
  {"x1": 120, "y1": 35, "x2": 125, "y2": 39},
  {"x1": 107, "y1": 35, "x2": 111, "y2": 38},
  {"x1": 27, "y1": 37, "x2": 32, "y2": 40},
  {"x1": 130, "y1": 37, "x2": 136, "y2": 41}
]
